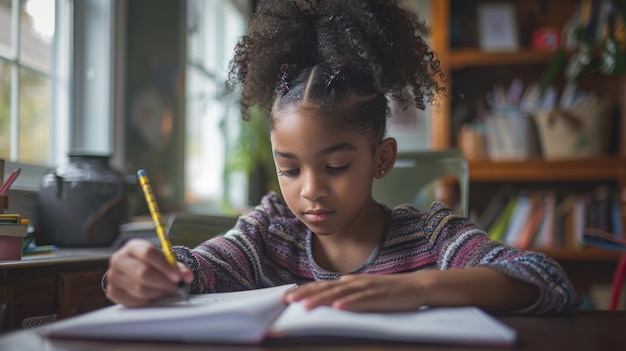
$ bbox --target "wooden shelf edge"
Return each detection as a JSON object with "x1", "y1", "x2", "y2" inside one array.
[
  {"x1": 449, "y1": 48, "x2": 561, "y2": 70},
  {"x1": 532, "y1": 247, "x2": 625, "y2": 261},
  {"x1": 468, "y1": 156, "x2": 626, "y2": 182}
]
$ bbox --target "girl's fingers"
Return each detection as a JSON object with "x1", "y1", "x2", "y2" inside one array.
[
  {"x1": 106, "y1": 283, "x2": 153, "y2": 308},
  {"x1": 107, "y1": 239, "x2": 189, "y2": 305},
  {"x1": 177, "y1": 262, "x2": 194, "y2": 284},
  {"x1": 283, "y1": 274, "x2": 426, "y2": 312},
  {"x1": 125, "y1": 240, "x2": 185, "y2": 284},
  {"x1": 284, "y1": 281, "x2": 339, "y2": 302},
  {"x1": 109, "y1": 256, "x2": 180, "y2": 299},
  {"x1": 332, "y1": 287, "x2": 397, "y2": 312},
  {"x1": 285, "y1": 278, "x2": 366, "y2": 309}
]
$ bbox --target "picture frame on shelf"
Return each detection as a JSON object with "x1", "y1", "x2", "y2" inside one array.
[{"x1": 477, "y1": 3, "x2": 519, "y2": 52}]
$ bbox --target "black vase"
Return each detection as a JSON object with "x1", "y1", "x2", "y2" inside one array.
[{"x1": 36, "y1": 153, "x2": 127, "y2": 247}]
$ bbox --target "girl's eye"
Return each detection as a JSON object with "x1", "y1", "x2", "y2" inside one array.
[
  {"x1": 327, "y1": 164, "x2": 350, "y2": 173},
  {"x1": 278, "y1": 168, "x2": 300, "y2": 178}
]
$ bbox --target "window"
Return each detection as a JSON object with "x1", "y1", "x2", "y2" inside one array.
[
  {"x1": 0, "y1": 0, "x2": 73, "y2": 192},
  {"x1": 185, "y1": 0, "x2": 251, "y2": 212},
  {"x1": 0, "y1": 0, "x2": 119, "y2": 193},
  {"x1": 0, "y1": 0, "x2": 65, "y2": 167}
]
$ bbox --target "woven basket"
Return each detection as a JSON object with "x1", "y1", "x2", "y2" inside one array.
[{"x1": 533, "y1": 100, "x2": 615, "y2": 159}]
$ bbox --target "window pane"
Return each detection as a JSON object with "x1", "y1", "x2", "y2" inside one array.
[
  {"x1": 185, "y1": 67, "x2": 225, "y2": 206},
  {"x1": 188, "y1": 0, "x2": 219, "y2": 72},
  {"x1": 0, "y1": 1, "x2": 13, "y2": 59},
  {"x1": 20, "y1": 0, "x2": 54, "y2": 72},
  {"x1": 221, "y1": 1, "x2": 245, "y2": 72},
  {"x1": 0, "y1": 61, "x2": 11, "y2": 157},
  {"x1": 18, "y1": 68, "x2": 49, "y2": 164},
  {"x1": 184, "y1": 0, "x2": 250, "y2": 212}
]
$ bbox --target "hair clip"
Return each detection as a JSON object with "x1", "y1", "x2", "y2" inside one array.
[
  {"x1": 325, "y1": 69, "x2": 341, "y2": 87},
  {"x1": 278, "y1": 64, "x2": 296, "y2": 92}
]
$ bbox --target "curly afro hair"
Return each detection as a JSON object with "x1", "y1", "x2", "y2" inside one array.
[{"x1": 228, "y1": 0, "x2": 446, "y2": 138}]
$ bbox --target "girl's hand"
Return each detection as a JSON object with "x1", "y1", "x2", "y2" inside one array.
[
  {"x1": 283, "y1": 268, "x2": 539, "y2": 313},
  {"x1": 105, "y1": 239, "x2": 193, "y2": 307},
  {"x1": 283, "y1": 274, "x2": 426, "y2": 312}
]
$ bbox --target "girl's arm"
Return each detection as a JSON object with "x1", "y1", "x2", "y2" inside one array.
[
  {"x1": 283, "y1": 268, "x2": 539, "y2": 313},
  {"x1": 415, "y1": 266, "x2": 540, "y2": 311},
  {"x1": 173, "y1": 192, "x2": 299, "y2": 293}
]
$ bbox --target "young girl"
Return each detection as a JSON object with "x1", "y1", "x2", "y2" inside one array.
[{"x1": 105, "y1": 0, "x2": 580, "y2": 314}]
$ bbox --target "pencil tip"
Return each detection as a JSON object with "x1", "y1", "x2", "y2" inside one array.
[
  {"x1": 178, "y1": 281, "x2": 189, "y2": 301},
  {"x1": 180, "y1": 288, "x2": 189, "y2": 301}
]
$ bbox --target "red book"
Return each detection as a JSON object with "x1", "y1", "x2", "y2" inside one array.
[{"x1": 517, "y1": 193, "x2": 545, "y2": 249}]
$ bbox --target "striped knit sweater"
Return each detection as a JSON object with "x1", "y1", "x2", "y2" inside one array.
[{"x1": 173, "y1": 192, "x2": 580, "y2": 315}]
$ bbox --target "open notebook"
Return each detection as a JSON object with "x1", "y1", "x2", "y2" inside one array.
[{"x1": 43, "y1": 284, "x2": 517, "y2": 347}]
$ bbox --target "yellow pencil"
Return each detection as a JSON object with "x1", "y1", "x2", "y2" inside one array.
[{"x1": 137, "y1": 169, "x2": 188, "y2": 300}]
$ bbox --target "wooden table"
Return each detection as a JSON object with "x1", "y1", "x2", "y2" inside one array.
[
  {"x1": 0, "y1": 248, "x2": 113, "y2": 331},
  {"x1": 0, "y1": 310, "x2": 623, "y2": 350}
]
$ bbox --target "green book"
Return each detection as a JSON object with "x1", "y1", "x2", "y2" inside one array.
[{"x1": 487, "y1": 194, "x2": 519, "y2": 242}]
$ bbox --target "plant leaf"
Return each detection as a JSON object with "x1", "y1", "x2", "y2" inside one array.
[{"x1": 539, "y1": 48, "x2": 566, "y2": 96}]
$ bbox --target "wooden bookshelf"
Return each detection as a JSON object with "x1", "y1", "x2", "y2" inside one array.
[{"x1": 428, "y1": 0, "x2": 626, "y2": 266}]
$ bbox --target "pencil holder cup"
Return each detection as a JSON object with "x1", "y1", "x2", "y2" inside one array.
[
  {"x1": 36, "y1": 153, "x2": 128, "y2": 247},
  {"x1": 0, "y1": 222, "x2": 27, "y2": 260},
  {"x1": 484, "y1": 110, "x2": 541, "y2": 160}
]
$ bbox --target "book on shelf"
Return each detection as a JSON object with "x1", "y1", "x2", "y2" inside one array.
[
  {"x1": 611, "y1": 196, "x2": 623, "y2": 236},
  {"x1": 572, "y1": 195, "x2": 587, "y2": 249},
  {"x1": 42, "y1": 284, "x2": 517, "y2": 347},
  {"x1": 476, "y1": 185, "x2": 515, "y2": 231},
  {"x1": 582, "y1": 227, "x2": 626, "y2": 252},
  {"x1": 502, "y1": 191, "x2": 533, "y2": 246},
  {"x1": 517, "y1": 192, "x2": 545, "y2": 249},
  {"x1": 487, "y1": 194, "x2": 518, "y2": 242},
  {"x1": 585, "y1": 186, "x2": 611, "y2": 231},
  {"x1": 532, "y1": 190, "x2": 556, "y2": 249},
  {"x1": 559, "y1": 194, "x2": 588, "y2": 249}
]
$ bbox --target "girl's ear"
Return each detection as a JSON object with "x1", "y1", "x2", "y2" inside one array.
[{"x1": 374, "y1": 137, "x2": 397, "y2": 179}]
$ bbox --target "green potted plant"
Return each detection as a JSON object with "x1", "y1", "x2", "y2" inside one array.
[
  {"x1": 541, "y1": 0, "x2": 626, "y2": 89},
  {"x1": 222, "y1": 105, "x2": 279, "y2": 211}
]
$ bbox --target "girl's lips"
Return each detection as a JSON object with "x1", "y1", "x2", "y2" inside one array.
[{"x1": 303, "y1": 211, "x2": 333, "y2": 223}]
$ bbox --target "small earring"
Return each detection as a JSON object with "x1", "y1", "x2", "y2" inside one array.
[{"x1": 379, "y1": 170, "x2": 385, "y2": 176}]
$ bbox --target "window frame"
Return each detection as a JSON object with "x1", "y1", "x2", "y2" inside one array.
[{"x1": 2, "y1": 0, "x2": 124, "y2": 194}]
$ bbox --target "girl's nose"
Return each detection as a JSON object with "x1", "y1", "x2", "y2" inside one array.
[{"x1": 300, "y1": 171, "x2": 328, "y2": 200}]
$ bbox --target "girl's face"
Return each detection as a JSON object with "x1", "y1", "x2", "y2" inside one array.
[{"x1": 270, "y1": 108, "x2": 382, "y2": 237}]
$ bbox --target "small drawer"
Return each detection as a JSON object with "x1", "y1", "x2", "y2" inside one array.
[
  {"x1": 58, "y1": 270, "x2": 111, "y2": 318},
  {"x1": 4, "y1": 271, "x2": 58, "y2": 330}
]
